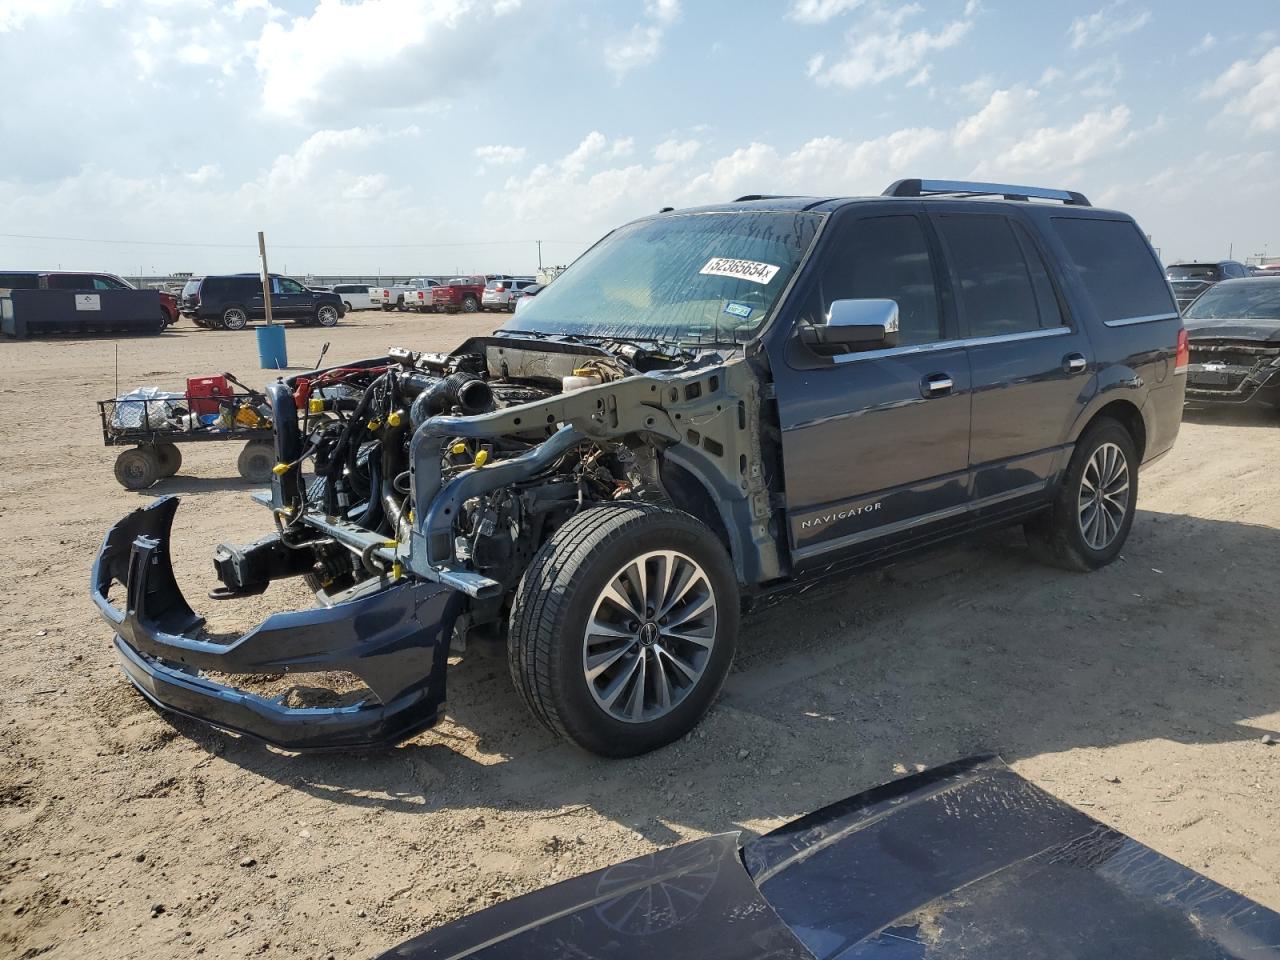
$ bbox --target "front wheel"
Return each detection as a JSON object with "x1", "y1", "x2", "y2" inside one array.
[
  {"x1": 343, "y1": 301, "x2": 353, "y2": 313},
  {"x1": 508, "y1": 503, "x2": 738, "y2": 757},
  {"x1": 1026, "y1": 418, "x2": 1137, "y2": 571}
]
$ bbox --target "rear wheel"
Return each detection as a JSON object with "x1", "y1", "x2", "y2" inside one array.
[
  {"x1": 153, "y1": 443, "x2": 182, "y2": 478},
  {"x1": 1026, "y1": 418, "x2": 1137, "y2": 571},
  {"x1": 461, "y1": 295, "x2": 479, "y2": 313},
  {"x1": 237, "y1": 440, "x2": 275, "y2": 483},
  {"x1": 315, "y1": 304, "x2": 339, "y2": 327},
  {"x1": 221, "y1": 306, "x2": 249, "y2": 331},
  {"x1": 114, "y1": 447, "x2": 160, "y2": 490},
  {"x1": 508, "y1": 503, "x2": 738, "y2": 757}
]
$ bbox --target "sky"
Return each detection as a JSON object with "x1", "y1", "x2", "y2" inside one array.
[{"x1": 0, "y1": 0, "x2": 1277, "y2": 278}]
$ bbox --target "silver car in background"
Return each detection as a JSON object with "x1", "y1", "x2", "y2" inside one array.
[{"x1": 481, "y1": 277, "x2": 536, "y2": 312}]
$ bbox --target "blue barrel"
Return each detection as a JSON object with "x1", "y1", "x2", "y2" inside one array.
[{"x1": 255, "y1": 324, "x2": 288, "y2": 369}]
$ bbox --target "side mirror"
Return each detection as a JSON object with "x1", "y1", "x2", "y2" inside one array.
[{"x1": 800, "y1": 299, "x2": 900, "y2": 351}]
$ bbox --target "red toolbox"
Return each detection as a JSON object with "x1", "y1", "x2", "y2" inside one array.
[{"x1": 186, "y1": 375, "x2": 233, "y2": 416}]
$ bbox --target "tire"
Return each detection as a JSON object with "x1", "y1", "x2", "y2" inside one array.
[
  {"x1": 237, "y1": 440, "x2": 276, "y2": 483},
  {"x1": 508, "y1": 503, "x2": 739, "y2": 757},
  {"x1": 461, "y1": 295, "x2": 479, "y2": 314},
  {"x1": 153, "y1": 443, "x2": 182, "y2": 478},
  {"x1": 382, "y1": 304, "x2": 394, "y2": 313},
  {"x1": 315, "y1": 304, "x2": 339, "y2": 327},
  {"x1": 114, "y1": 447, "x2": 160, "y2": 490},
  {"x1": 343, "y1": 301, "x2": 353, "y2": 313},
  {"x1": 396, "y1": 296, "x2": 405, "y2": 312},
  {"x1": 161, "y1": 309, "x2": 173, "y2": 328},
  {"x1": 221, "y1": 306, "x2": 249, "y2": 331},
  {"x1": 1026, "y1": 417, "x2": 1138, "y2": 571}
]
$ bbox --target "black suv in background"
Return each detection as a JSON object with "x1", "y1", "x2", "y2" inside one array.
[
  {"x1": 180, "y1": 273, "x2": 344, "y2": 330},
  {"x1": 1166, "y1": 260, "x2": 1250, "y2": 313}
]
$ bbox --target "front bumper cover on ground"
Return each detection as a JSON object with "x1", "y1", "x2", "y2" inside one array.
[{"x1": 92, "y1": 496, "x2": 463, "y2": 751}]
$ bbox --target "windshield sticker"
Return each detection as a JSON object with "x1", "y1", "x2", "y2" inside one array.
[
  {"x1": 700, "y1": 257, "x2": 780, "y2": 285},
  {"x1": 723, "y1": 301, "x2": 754, "y2": 319}
]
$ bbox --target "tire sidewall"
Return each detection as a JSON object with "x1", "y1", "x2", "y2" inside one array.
[
  {"x1": 538, "y1": 513, "x2": 738, "y2": 756},
  {"x1": 1061, "y1": 420, "x2": 1138, "y2": 568},
  {"x1": 222, "y1": 306, "x2": 248, "y2": 331},
  {"x1": 316, "y1": 304, "x2": 339, "y2": 327}
]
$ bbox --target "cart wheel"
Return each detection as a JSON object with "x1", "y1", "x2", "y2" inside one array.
[
  {"x1": 238, "y1": 440, "x2": 275, "y2": 483},
  {"x1": 114, "y1": 447, "x2": 160, "y2": 490},
  {"x1": 154, "y1": 443, "x2": 182, "y2": 477}
]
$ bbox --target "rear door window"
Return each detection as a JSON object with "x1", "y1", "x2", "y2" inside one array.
[
  {"x1": 45, "y1": 274, "x2": 94, "y2": 289},
  {"x1": 934, "y1": 214, "x2": 1047, "y2": 338},
  {"x1": 1055, "y1": 218, "x2": 1177, "y2": 323},
  {"x1": 0, "y1": 273, "x2": 40, "y2": 289}
]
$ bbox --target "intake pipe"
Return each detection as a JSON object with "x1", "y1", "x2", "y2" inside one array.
[{"x1": 409, "y1": 372, "x2": 494, "y2": 429}]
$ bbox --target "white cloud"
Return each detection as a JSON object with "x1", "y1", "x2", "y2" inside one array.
[
  {"x1": 474, "y1": 144, "x2": 528, "y2": 167},
  {"x1": 185, "y1": 164, "x2": 222, "y2": 184},
  {"x1": 254, "y1": 0, "x2": 521, "y2": 122},
  {"x1": 787, "y1": 0, "x2": 865, "y2": 24},
  {"x1": 954, "y1": 87, "x2": 1039, "y2": 147},
  {"x1": 654, "y1": 138, "x2": 701, "y2": 163},
  {"x1": 982, "y1": 105, "x2": 1134, "y2": 174},
  {"x1": 1203, "y1": 46, "x2": 1280, "y2": 134},
  {"x1": 1192, "y1": 33, "x2": 1217, "y2": 55},
  {"x1": 807, "y1": 3, "x2": 973, "y2": 90},
  {"x1": 603, "y1": 0, "x2": 681, "y2": 78},
  {"x1": 1067, "y1": 3, "x2": 1151, "y2": 50}
]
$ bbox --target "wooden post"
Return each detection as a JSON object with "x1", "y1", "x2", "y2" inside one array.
[{"x1": 258, "y1": 230, "x2": 274, "y2": 326}]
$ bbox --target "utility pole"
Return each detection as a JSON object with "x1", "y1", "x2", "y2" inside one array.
[
  {"x1": 258, "y1": 230, "x2": 275, "y2": 326},
  {"x1": 536, "y1": 240, "x2": 543, "y2": 271}
]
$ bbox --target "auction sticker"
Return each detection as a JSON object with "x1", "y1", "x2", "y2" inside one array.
[
  {"x1": 74, "y1": 294, "x2": 101, "y2": 311},
  {"x1": 723, "y1": 301, "x2": 753, "y2": 319},
  {"x1": 699, "y1": 257, "x2": 779, "y2": 285}
]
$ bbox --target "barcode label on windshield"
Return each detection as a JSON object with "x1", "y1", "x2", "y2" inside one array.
[{"x1": 699, "y1": 257, "x2": 780, "y2": 285}]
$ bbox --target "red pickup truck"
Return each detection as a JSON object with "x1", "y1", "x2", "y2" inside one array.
[{"x1": 430, "y1": 276, "x2": 485, "y2": 313}]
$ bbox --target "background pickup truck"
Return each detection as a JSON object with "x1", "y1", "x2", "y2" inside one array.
[
  {"x1": 371, "y1": 278, "x2": 438, "y2": 311},
  {"x1": 430, "y1": 276, "x2": 485, "y2": 313}
]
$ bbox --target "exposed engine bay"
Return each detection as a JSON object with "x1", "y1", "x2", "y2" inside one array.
[{"x1": 210, "y1": 333, "x2": 780, "y2": 632}]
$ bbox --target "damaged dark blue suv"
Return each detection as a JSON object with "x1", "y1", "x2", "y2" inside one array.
[{"x1": 93, "y1": 179, "x2": 1186, "y2": 757}]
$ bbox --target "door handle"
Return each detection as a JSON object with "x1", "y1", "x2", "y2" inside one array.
[
  {"x1": 922, "y1": 373, "x2": 953, "y2": 397},
  {"x1": 1064, "y1": 353, "x2": 1087, "y2": 374}
]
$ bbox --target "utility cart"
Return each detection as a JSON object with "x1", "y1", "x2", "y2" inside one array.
[{"x1": 98, "y1": 374, "x2": 277, "y2": 490}]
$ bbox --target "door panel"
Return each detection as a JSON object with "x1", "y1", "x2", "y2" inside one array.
[
  {"x1": 777, "y1": 346, "x2": 972, "y2": 560},
  {"x1": 932, "y1": 212, "x2": 1094, "y2": 504},
  {"x1": 769, "y1": 209, "x2": 973, "y2": 565}
]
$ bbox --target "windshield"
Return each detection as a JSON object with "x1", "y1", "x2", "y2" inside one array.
[
  {"x1": 1167, "y1": 265, "x2": 1221, "y2": 281},
  {"x1": 1185, "y1": 282, "x2": 1280, "y2": 321},
  {"x1": 506, "y1": 210, "x2": 823, "y2": 343}
]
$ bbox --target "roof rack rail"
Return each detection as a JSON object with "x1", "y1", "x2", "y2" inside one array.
[
  {"x1": 733, "y1": 194, "x2": 799, "y2": 202},
  {"x1": 883, "y1": 179, "x2": 1091, "y2": 206}
]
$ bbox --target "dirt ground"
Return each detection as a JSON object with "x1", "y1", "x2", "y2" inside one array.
[{"x1": 1, "y1": 312, "x2": 1277, "y2": 959}]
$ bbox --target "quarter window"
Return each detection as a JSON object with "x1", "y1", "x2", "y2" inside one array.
[
  {"x1": 814, "y1": 215, "x2": 942, "y2": 346},
  {"x1": 935, "y1": 214, "x2": 1046, "y2": 338},
  {"x1": 1052, "y1": 217, "x2": 1177, "y2": 324}
]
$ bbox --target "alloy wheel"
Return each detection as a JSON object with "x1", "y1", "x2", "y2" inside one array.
[
  {"x1": 222, "y1": 308, "x2": 248, "y2": 331},
  {"x1": 1078, "y1": 441, "x2": 1130, "y2": 550},
  {"x1": 316, "y1": 305, "x2": 339, "y2": 327},
  {"x1": 583, "y1": 550, "x2": 717, "y2": 723}
]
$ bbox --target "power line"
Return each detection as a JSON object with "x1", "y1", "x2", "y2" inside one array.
[{"x1": 0, "y1": 232, "x2": 589, "y2": 250}]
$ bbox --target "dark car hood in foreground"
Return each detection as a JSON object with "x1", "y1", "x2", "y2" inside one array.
[
  {"x1": 1185, "y1": 317, "x2": 1280, "y2": 343},
  {"x1": 380, "y1": 757, "x2": 1280, "y2": 959}
]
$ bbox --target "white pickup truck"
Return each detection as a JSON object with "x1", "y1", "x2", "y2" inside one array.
[{"x1": 371, "y1": 278, "x2": 439, "y2": 312}]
